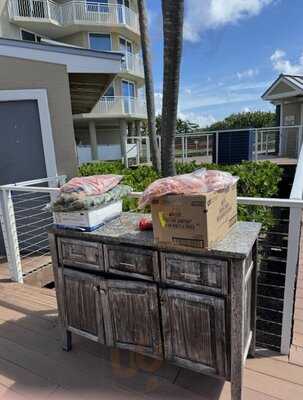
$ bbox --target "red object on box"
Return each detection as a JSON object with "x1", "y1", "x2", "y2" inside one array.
[{"x1": 138, "y1": 217, "x2": 153, "y2": 231}]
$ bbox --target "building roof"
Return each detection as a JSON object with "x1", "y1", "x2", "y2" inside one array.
[
  {"x1": 0, "y1": 38, "x2": 124, "y2": 114},
  {"x1": 262, "y1": 74, "x2": 303, "y2": 102}
]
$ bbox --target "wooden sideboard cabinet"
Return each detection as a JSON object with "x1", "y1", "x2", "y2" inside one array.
[{"x1": 49, "y1": 213, "x2": 261, "y2": 400}]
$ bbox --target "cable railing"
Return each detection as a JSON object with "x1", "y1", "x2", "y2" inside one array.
[
  {"x1": 177, "y1": 125, "x2": 303, "y2": 163},
  {"x1": 0, "y1": 176, "x2": 65, "y2": 283},
  {"x1": 8, "y1": 0, "x2": 140, "y2": 33}
]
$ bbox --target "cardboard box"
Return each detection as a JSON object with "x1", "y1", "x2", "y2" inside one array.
[
  {"x1": 53, "y1": 201, "x2": 122, "y2": 231},
  {"x1": 151, "y1": 184, "x2": 237, "y2": 250}
]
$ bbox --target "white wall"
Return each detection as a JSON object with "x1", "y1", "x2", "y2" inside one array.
[{"x1": 0, "y1": 0, "x2": 21, "y2": 39}]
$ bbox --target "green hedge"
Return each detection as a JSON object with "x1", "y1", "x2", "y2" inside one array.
[{"x1": 79, "y1": 160, "x2": 283, "y2": 229}]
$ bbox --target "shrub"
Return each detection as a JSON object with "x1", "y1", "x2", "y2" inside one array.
[{"x1": 78, "y1": 161, "x2": 283, "y2": 228}]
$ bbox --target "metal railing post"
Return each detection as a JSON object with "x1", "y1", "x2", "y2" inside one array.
[
  {"x1": 136, "y1": 138, "x2": 140, "y2": 165},
  {"x1": 281, "y1": 206, "x2": 302, "y2": 354},
  {"x1": 0, "y1": 189, "x2": 23, "y2": 283},
  {"x1": 181, "y1": 136, "x2": 185, "y2": 164},
  {"x1": 281, "y1": 142, "x2": 303, "y2": 354},
  {"x1": 215, "y1": 132, "x2": 219, "y2": 163},
  {"x1": 254, "y1": 129, "x2": 258, "y2": 161},
  {"x1": 46, "y1": 0, "x2": 50, "y2": 19},
  {"x1": 298, "y1": 126, "x2": 303, "y2": 158},
  {"x1": 185, "y1": 136, "x2": 188, "y2": 160}
]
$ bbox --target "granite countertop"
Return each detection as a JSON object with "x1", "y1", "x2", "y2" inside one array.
[{"x1": 51, "y1": 212, "x2": 261, "y2": 259}]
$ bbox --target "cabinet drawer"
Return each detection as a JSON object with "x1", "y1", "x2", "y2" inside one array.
[
  {"x1": 58, "y1": 238, "x2": 104, "y2": 271},
  {"x1": 104, "y1": 244, "x2": 159, "y2": 281},
  {"x1": 161, "y1": 253, "x2": 228, "y2": 295}
]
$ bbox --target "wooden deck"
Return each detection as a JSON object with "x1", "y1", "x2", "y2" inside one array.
[
  {"x1": 0, "y1": 257, "x2": 53, "y2": 288},
  {"x1": 0, "y1": 271, "x2": 302, "y2": 400}
]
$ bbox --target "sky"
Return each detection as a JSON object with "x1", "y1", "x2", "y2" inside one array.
[{"x1": 147, "y1": 0, "x2": 303, "y2": 127}]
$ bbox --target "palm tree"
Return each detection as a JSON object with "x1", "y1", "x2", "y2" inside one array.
[
  {"x1": 137, "y1": 0, "x2": 161, "y2": 173},
  {"x1": 161, "y1": 0, "x2": 184, "y2": 176}
]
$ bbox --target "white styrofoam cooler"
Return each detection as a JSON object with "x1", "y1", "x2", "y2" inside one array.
[{"x1": 53, "y1": 201, "x2": 122, "y2": 231}]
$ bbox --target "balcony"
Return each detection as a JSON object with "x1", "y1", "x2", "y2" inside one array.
[
  {"x1": 121, "y1": 52, "x2": 144, "y2": 79},
  {"x1": 8, "y1": 0, "x2": 140, "y2": 37},
  {"x1": 88, "y1": 96, "x2": 147, "y2": 118}
]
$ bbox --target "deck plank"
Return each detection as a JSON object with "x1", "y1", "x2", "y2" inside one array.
[
  {"x1": 0, "y1": 281, "x2": 301, "y2": 399},
  {"x1": 246, "y1": 356, "x2": 303, "y2": 386}
]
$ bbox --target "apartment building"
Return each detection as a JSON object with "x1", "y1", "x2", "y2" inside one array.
[{"x1": 0, "y1": 0, "x2": 147, "y2": 164}]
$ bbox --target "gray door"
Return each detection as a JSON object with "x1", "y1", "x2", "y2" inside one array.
[{"x1": 0, "y1": 100, "x2": 47, "y2": 255}]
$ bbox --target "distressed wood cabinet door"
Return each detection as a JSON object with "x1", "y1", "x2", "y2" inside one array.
[
  {"x1": 106, "y1": 280, "x2": 163, "y2": 359},
  {"x1": 161, "y1": 288, "x2": 226, "y2": 377},
  {"x1": 61, "y1": 268, "x2": 106, "y2": 343}
]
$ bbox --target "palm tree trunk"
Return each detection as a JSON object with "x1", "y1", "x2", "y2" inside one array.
[
  {"x1": 137, "y1": 0, "x2": 161, "y2": 173},
  {"x1": 161, "y1": 0, "x2": 184, "y2": 177}
]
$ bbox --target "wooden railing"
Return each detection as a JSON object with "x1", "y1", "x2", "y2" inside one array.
[{"x1": 8, "y1": 0, "x2": 140, "y2": 33}]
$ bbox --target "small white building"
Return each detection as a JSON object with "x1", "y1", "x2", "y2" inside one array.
[{"x1": 262, "y1": 74, "x2": 303, "y2": 158}]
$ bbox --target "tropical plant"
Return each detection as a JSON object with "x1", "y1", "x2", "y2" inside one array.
[
  {"x1": 137, "y1": 0, "x2": 161, "y2": 172},
  {"x1": 142, "y1": 115, "x2": 200, "y2": 136},
  {"x1": 160, "y1": 0, "x2": 185, "y2": 176},
  {"x1": 79, "y1": 160, "x2": 283, "y2": 229},
  {"x1": 207, "y1": 111, "x2": 277, "y2": 131}
]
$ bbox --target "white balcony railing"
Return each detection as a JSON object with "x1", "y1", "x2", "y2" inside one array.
[
  {"x1": 8, "y1": 0, "x2": 62, "y2": 21},
  {"x1": 122, "y1": 52, "x2": 144, "y2": 77},
  {"x1": 91, "y1": 96, "x2": 147, "y2": 116},
  {"x1": 8, "y1": 0, "x2": 140, "y2": 33}
]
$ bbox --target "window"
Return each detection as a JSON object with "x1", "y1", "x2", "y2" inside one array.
[
  {"x1": 104, "y1": 85, "x2": 115, "y2": 97},
  {"x1": 86, "y1": 0, "x2": 109, "y2": 12},
  {"x1": 122, "y1": 80, "x2": 135, "y2": 113},
  {"x1": 89, "y1": 33, "x2": 111, "y2": 51},
  {"x1": 21, "y1": 30, "x2": 42, "y2": 43},
  {"x1": 122, "y1": 81, "x2": 135, "y2": 98},
  {"x1": 120, "y1": 37, "x2": 133, "y2": 70},
  {"x1": 119, "y1": 37, "x2": 133, "y2": 54},
  {"x1": 117, "y1": 0, "x2": 130, "y2": 23},
  {"x1": 118, "y1": 0, "x2": 130, "y2": 8}
]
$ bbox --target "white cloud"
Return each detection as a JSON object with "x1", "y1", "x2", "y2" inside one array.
[
  {"x1": 242, "y1": 107, "x2": 251, "y2": 112},
  {"x1": 178, "y1": 80, "x2": 270, "y2": 111},
  {"x1": 179, "y1": 111, "x2": 217, "y2": 128},
  {"x1": 237, "y1": 68, "x2": 259, "y2": 80},
  {"x1": 184, "y1": 0, "x2": 273, "y2": 42},
  {"x1": 154, "y1": 77, "x2": 270, "y2": 126},
  {"x1": 154, "y1": 91, "x2": 216, "y2": 127},
  {"x1": 271, "y1": 49, "x2": 303, "y2": 74}
]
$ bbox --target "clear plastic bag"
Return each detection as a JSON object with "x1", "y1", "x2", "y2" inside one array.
[
  {"x1": 138, "y1": 169, "x2": 238, "y2": 208},
  {"x1": 60, "y1": 175, "x2": 123, "y2": 198}
]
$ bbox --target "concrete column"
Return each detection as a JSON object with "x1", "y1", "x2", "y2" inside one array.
[
  {"x1": 120, "y1": 120, "x2": 128, "y2": 168},
  {"x1": 135, "y1": 121, "x2": 141, "y2": 136},
  {"x1": 89, "y1": 120, "x2": 98, "y2": 161},
  {"x1": 128, "y1": 122, "x2": 136, "y2": 137}
]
